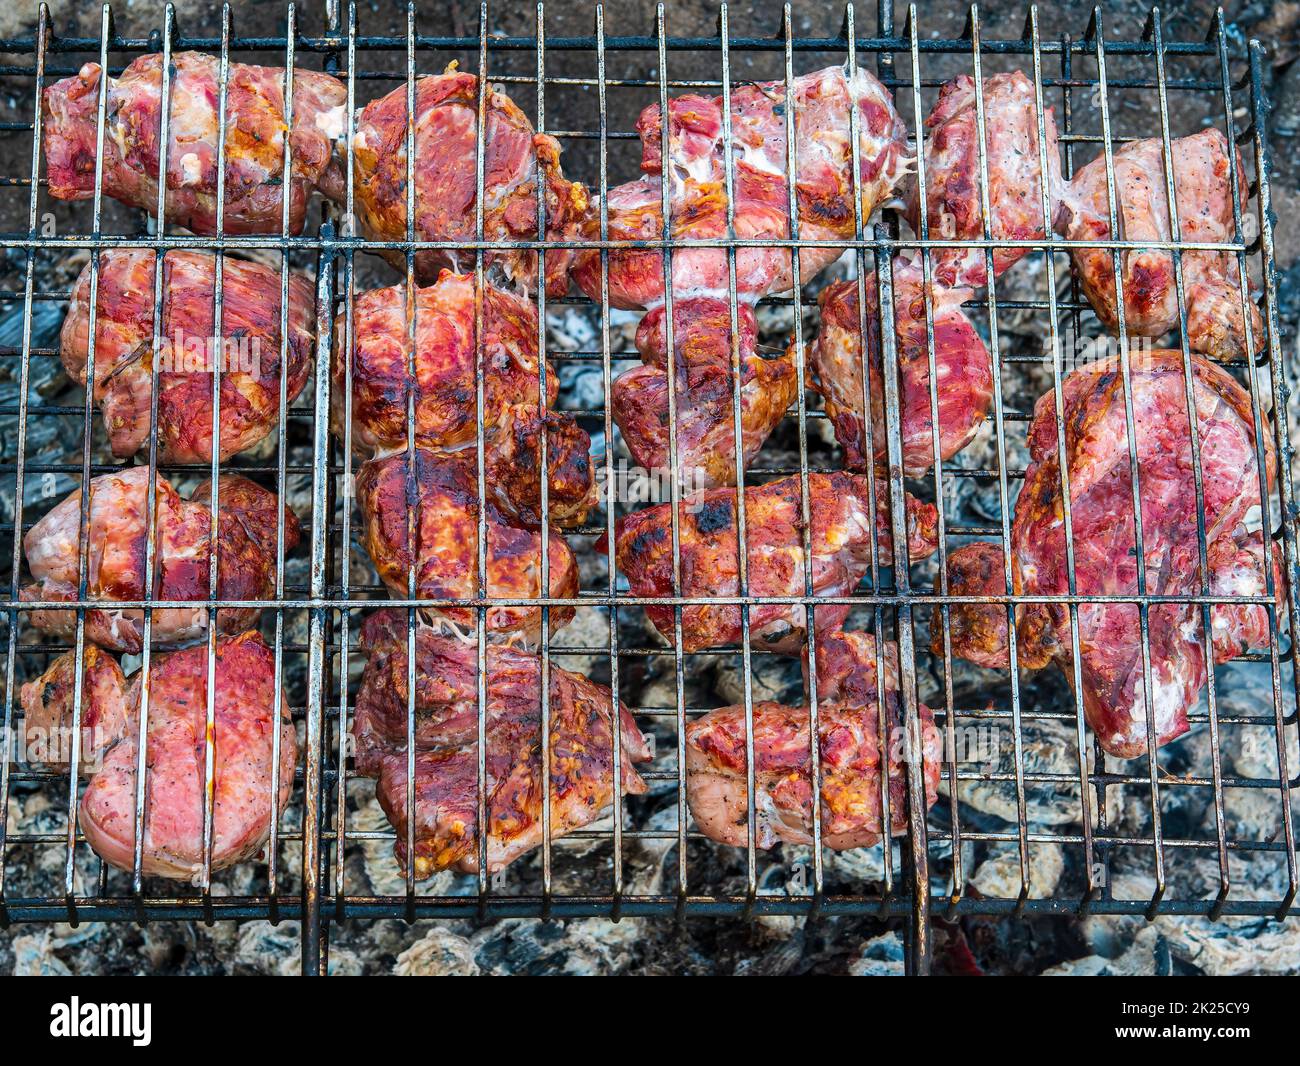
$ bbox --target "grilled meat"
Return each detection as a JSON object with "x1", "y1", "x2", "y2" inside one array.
[
  {"x1": 356, "y1": 447, "x2": 579, "y2": 645},
  {"x1": 807, "y1": 261, "x2": 993, "y2": 477},
  {"x1": 20, "y1": 632, "x2": 296, "y2": 879},
  {"x1": 19, "y1": 644, "x2": 130, "y2": 769},
  {"x1": 686, "y1": 629, "x2": 940, "y2": 850},
  {"x1": 22, "y1": 467, "x2": 299, "y2": 653},
  {"x1": 332, "y1": 271, "x2": 595, "y2": 526},
  {"x1": 934, "y1": 351, "x2": 1280, "y2": 758},
  {"x1": 611, "y1": 297, "x2": 798, "y2": 490},
  {"x1": 347, "y1": 67, "x2": 587, "y2": 295},
  {"x1": 903, "y1": 72, "x2": 1062, "y2": 289},
  {"x1": 573, "y1": 65, "x2": 910, "y2": 311},
  {"x1": 604, "y1": 472, "x2": 938, "y2": 653},
  {"x1": 1056, "y1": 128, "x2": 1263, "y2": 361},
  {"x1": 43, "y1": 52, "x2": 346, "y2": 235},
  {"x1": 61, "y1": 249, "x2": 315, "y2": 464},
  {"x1": 353, "y1": 609, "x2": 650, "y2": 877}
]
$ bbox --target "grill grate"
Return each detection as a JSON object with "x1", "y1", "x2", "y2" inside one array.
[{"x1": 0, "y1": 0, "x2": 1295, "y2": 977}]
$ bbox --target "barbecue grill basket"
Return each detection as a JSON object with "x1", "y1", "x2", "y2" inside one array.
[{"x1": 0, "y1": 0, "x2": 1294, "y2": 976}]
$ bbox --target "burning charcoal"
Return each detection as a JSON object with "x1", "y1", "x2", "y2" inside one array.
[
  {"x1": 234, "y1": 921, "x2": 301, "y2": 977},
  {"x1": 938, "y1": 712, "x2": 1098, "y2": 829},
  {"x1": 470, "y1": 917, "x2": 639, "y2": 977},
  {"x1": 1077, "y1": 872, "x2": 1300, "y2": 976},
  {"x1": 846, "y1": 932, "x2": 906, "y2": 976},
  {"x1": 394, "y1": 927, "x2": 481, "y2": 977},
  {"x1": 1043, "y1": 925, "x2": 1172, "y2": 977},
  {"x1": 712, "y1": 652, "x2": 804, "y2": 706},
  {"x1": 10, "y1": 931, "x2": 72, "y2": 976}
]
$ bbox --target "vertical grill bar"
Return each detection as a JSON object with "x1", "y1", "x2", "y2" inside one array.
[
  {"x1": 264, "y1": 0, "x2": 299, "y2": 920},
  {"x1": 652, "y1": 1, "x2": 691, "y2": 918},
  {"x1": 1145, "y1": 8, "x2": 1230, "y2": 908},
  {"x1": 904, "y1": 2, "x2": 963, "y2": 917},
  {"x1": 1059, "y1": 29, "x2": 1116, "y2": 901},
  {"x1": 1085, "y1": 6, "x2": 1168, "y2": 915},
  {"x1": 713, "y1": 0, "x2": 762, "y2": 918},
  {"x1": 873, "y1": 0, "x2": 929, "y2": 974},
  {"x1": 400, "y1": 0, "x2": 419, "y2": 917},
  {"x1": 1246, "y1": 38, "x2": 1300, "y2": 915},
  {"x1": 472, "y1": 0, "x2": 492, "y2": 907},
  {"x1": 593, "y1": 2, "x2": 625, "y2": 918},
  {"x1": 0, "y1": 0, "x2": 50, "y2": 924},
  {"x1": 1025, "y1": 4, "x2": 1096, "y2": 912},
  {"x1": 966, "y1": 3, "x2": 1031, "y2": 907},
  {"x1": 329, "y1": 0, "x2": 359, "y2": 924},
  {"x1": 132, "y1": 0, "x2": 177, "y2": 913},
  {"x1": 299, "y1": 0, "x2": 339, "y2": 967},
  {"x1": 534, "y1": 0, "x2": 555, "y2": 917},
  {"x1": 779, "y1": 2, "x2": 824, "y2": 914},
  {"x1": 848, "y1": 1, "x2": 893, "y2": 912},
  {"x1": 62, "y1": 1, "x2": 118, "y2": 927},
  {"x1": 197, "y1": 2, "x2": 234, "y2": 913}
]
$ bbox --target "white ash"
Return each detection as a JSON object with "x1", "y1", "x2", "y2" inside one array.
[
  {"x1": 395, "y1": 926, "x2": 480, "y2": 977},
  {"x1": 969, "y1": 841, "x2": 1065, "y2": 900}
]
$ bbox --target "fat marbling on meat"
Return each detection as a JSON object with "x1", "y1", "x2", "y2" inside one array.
[
  {"x1": 903, "y1": 72, "x2": 1063, "y2": 290},
  {"x1": 346, "y1": 66, "x2": 588, "y2": 296},
  {"x1": 61, "y1": 250, "x2": 315, "y2": 464},
  {"x1": 43, "y1": 52, "x2": 346, "y2": 234},
  {"x1": 1055, "y1": 128, "x2": 1264, "y2": 362},
  {"x1": 934, "y1": 350, "x2": 1280, "y2": 758},
  {"x1": 20, "y1": 632, "x2": 296, "y2": 879},
  {"x1": 352, "y1": 610, "x2": 650, "y2": 877},
  {"x1": 807, "y1": 258, "x2": 993, "y2": 477},
  {"x1": 572, "y1": 64, "x2": 910, "y2": 311},
  {"x1": 22, "y1": 467, "x2": 299, "y2": 652}
]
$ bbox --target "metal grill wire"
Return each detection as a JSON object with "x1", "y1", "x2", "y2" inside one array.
[{"x1": 0, "y1": 0, "x2": 1292, "y2": 978}]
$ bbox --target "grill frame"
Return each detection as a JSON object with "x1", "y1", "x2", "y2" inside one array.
[{"x1": 0, "y1": 0, "x2": 1292, "y2": 977}]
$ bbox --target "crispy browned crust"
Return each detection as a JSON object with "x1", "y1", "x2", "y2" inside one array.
[
  {"x1": 608, "y1": 472, "x2": 938, "y2": 653},
  {"x1": 356, "y1": 447, "x2": 579, "y2": 644},
  {"x1": 353, "y1": 609, "x2": 649, "y2": 877},
  {"x1": 350, "y1": 70, "x2": 586, "y2": 295}
]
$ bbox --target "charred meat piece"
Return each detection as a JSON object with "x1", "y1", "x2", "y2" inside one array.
[
  {"x1": 573, "y1": 65, "x2": 910, "y2": 311},
  {"x1": 347, "y1": 67, "x2": 587, "y2": 295},
  {"x1": 44, "y1": 53, "x2": 346, "y2": 235},
  {"x1": 1056, "y1": 129, "x2": 1263, "y2": 361},
  {"x1": 61, "y1": 250, "x2": 315, "y2": 464},
  {"x1": 22, "y1": 467, "x2": 299, "y2": 652},
  {"x1": 935, "y1": 351, "x2": 1281, "y2": 758},
  {"x1": 611, "y1": 297, "x2": 798, "y2": 490},
  {"x1": 356, "y1": 447, "x2": 579, "y2": 645},
  {"x1": 353, "y1": 610, "x2": 650, "y2": 877},
  {"x1": 332, "y1": 271, "x2": 594, "y2": 527},
  {"x1": 605, "y1": 472, "x2": 938, "y2": 653},
  {"x1": 20, "y1": 632, "x2": 296, "y2": 879},
  {"x1": 808, "y1": 261, "x2": 993, "y2": 477},
  {"x1": 686, "y1": 630, "x2": 940, "y2": 850},
  {"x1": 927, "y1": 542, "x2": 1023, "y2": 671},
  {"x1": 903, "y1": 72, "x2": 1062, "y2": 289}
]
